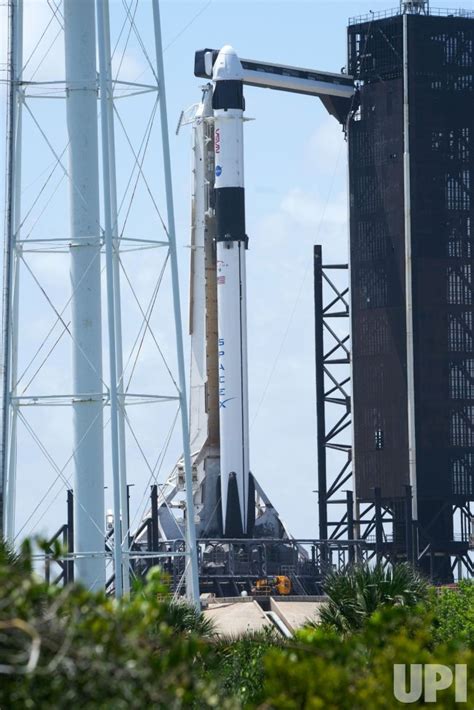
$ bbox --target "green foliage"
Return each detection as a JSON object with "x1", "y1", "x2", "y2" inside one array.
[
  {"x1": 1, "y1": 540, "x2": 473, "y2": 710},
  {"x1": 0, "y1": 542, "x2": 233, "y2": 709},
  {"x1": 0, "y1": 537, "x2": 33, "y2": 573},
  {"x1": 431, "y1": 580, "x2": 474, "y2": 648},
  {"x1": 314, "y1": 563, "x2": 429, "y2": 635},
  {"x1": 262, "y1": 605, "x2": 474, "y2": 709},
  {"x1": 134, "y1": 568, "x2": 217, "y2": 638},
  {"x1": 212, "y1": 627, "x2": 280, "y2": 707}
]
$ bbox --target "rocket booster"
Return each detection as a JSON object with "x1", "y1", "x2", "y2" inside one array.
[{"x1": 212, "y1": 46, "x2": 252, "y2": 537}]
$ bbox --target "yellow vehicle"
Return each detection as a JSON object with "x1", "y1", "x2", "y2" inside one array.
[{"x1": 252, "y1": 575, "x2": 291, "y2": 596}]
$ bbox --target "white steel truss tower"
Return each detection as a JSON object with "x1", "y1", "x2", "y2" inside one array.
[{"x1": 1, "y1": 0, "x2": 199, "y2": 604}]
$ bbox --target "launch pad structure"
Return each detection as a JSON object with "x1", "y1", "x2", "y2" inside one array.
[
  {"x1": 2, "y1": 0, "x2": 474, "y2": 599},
  {"x1": 169, "y1": 0, "x2": 473, "y2": 592},
  {"x1": 181, "y1": 1, "x2": 474, "y2": 590},
  {"x1": 22, "y1": 35, "x2": 363, "y2": 598}
]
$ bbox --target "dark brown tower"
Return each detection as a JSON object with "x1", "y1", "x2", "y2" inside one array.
[{"x1": 348, "y1": 6, "x2": 474, "y2": 580}]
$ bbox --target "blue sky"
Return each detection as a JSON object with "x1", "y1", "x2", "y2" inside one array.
[{"x1": 0, "y1": 0, "x2": 469, "y2": 544}]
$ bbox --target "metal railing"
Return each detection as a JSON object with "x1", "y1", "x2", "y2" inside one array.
[{"x1": 349, "y1": 6, "x2": 473, "y2": 26}]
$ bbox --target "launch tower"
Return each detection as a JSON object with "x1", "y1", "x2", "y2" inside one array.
[{"x1": 348, "y1": 2, "x2": 474, "y2": 580}]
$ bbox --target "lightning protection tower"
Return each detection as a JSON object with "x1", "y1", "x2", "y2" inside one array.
[{"x1": 1, "y1": 0, "x2": 199, "y2": 603}]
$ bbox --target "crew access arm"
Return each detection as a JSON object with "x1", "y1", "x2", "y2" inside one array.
[{"x1": 194, "y1": 49, "x2": 356, "y2": 124}]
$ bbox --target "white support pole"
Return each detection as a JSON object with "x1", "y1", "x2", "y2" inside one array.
[
  {"x1": 6, "y1": 126, "x2": 21, "y2": 542},
  {"x1": 2, "y1": 0, "x2": 22, "y2": 541},
  {"x1": 5, "y1": 0, "x2": 23, "y2": 541},
  {"x1": 346, "y1": 114, "x2": 356, "y2": 526},
  {"x1": 7, "y1": 0, "x2": 23, "y2": 542},
  {"x1": 64, "y1": 0, "x2": 105, "y2": 590},
  {"x1": 100, "y1": 0, "x2": 130, "y2": 595},
  {"x1": 97, "y1": 0, "x2": 124, "y2": 598},
  {"x1": 403, "y1": 12, "x2": 418, "y2": 521},
  {"x1": 151, "y1": 0, "x2": 200, "y2": 608},
  {"x1": 0, "y1": 1, "x2": 14, "y2": 538}
]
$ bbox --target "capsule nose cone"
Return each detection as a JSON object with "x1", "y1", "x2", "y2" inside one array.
[{"x1": 212, "y1": 45, "x2": 243, "y2": 81}]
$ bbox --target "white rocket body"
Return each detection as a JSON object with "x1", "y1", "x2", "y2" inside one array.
[
  {"x1": 216, "y1": 242, "x2": 250, "y2": 531},
  {"x1": 213, "y1": 46, "x2": 251, "y2": 536}
]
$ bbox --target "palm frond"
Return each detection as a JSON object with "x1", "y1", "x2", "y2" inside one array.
[{"x1": 312, "y1": 562, "x2": 429, "y2": 634}]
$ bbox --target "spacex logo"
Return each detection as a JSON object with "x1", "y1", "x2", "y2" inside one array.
[{"x1": 218, "y1": 337, "x2": 227, "y2": 409}]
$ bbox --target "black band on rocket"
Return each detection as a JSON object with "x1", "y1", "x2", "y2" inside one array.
[
  {"x1": 213, "y1": 81, "x2": 245, "y2": 110},
  {"x1": 215, "y1": 188, "x2": 246, "y2": 242}
]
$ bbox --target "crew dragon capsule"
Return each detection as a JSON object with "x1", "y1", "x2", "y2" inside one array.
[{"x1": 213, "y1": 46, "x2": 254, "y2": 537}]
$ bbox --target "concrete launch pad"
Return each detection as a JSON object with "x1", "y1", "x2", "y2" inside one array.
[
  {"x1": 202, "y1": 595, "x2": 326, "y2": 637},
  {"x1": 203, "y1": 598, "x2": 270, "y2": 636},
  {"x1": 270, "y1": 597, "x2": 324, "y2": 633}
]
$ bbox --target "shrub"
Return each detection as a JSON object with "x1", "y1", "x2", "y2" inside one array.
[
  {"x1": 212, "y1": 627, "x2": 280, "y2": 707},
  {"x1": 312, "y1": 563, "x2": 429, "y2": 635},
  {"x1": 431, "y1": 580, "x2": 474, "y2": 648},
  {"x1": 2, "y1": 540, "x2": 472, "y2": 709},
  {"x1": 0, "y1": 540, "x2": 233, "y2": 709},
  {"x1": 262, "y1": 605, "x2": 474, "y2": 709}
]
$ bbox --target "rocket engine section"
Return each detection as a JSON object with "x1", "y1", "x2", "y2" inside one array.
[{"x1": 212, "y1": 46, "x2": 254, "y2": 537}]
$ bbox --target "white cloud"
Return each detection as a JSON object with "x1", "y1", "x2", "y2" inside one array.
[
  {"x1": 253, "y1": 185, "x2": 348, "y2": 268},
  {"x1": 112, "y1": 50, "x2": 147, "y2": 84},
  {"x1": 0, "y1": 6, "x2": 8, "y2": 107},
  {"x1": 307, "y1": 117, "x2": 347, "y2": 175},
  {"x1": 22, "y1": 0, "x2": 65, "y2": 83},
  {"x1": 0, "y1": 1, "x2": 65, "y2": 90},
  {"x1": 0, "y1": 5, "x2": 7, "y2": 60},
  {"x1": 3, "y1": 3, "x2": 148, "y2": 85},
  {"x1": 245, "y1": 170, "x2": 350, "y2": 537}
]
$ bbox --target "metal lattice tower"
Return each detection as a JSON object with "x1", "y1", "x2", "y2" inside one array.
[{"x1": 1, "y1": 0, "x2": 199, "y2": 603}]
